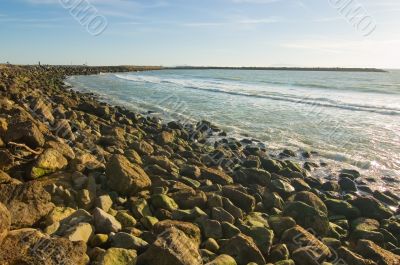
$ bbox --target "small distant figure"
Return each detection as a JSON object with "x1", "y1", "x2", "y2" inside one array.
[{"x1": 38, "y1": 61, "x2": 41, "y2": 66}]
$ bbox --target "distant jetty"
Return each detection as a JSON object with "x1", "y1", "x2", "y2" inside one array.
[{"x1": 169, "y1": 66, "x2": 387, "y2": 73}]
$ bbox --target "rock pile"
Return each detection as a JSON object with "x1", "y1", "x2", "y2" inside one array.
[{"x1": 0, "y1": 65, "x2": 399, "y2": 265}]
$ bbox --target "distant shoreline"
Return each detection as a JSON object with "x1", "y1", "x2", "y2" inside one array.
[{"x1": 168, "y1": 66, "x2": 388, "y2": 73}]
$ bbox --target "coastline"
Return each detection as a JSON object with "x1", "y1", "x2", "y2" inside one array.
[{"x1": 0, "y1": 65, "x2": 399, "y2": 264}]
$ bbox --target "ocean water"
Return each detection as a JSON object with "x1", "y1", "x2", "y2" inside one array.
[{"x1": 67, "y1": 69, "x2": 400, "y2": 190}]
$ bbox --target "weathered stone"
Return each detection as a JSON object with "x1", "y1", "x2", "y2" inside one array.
[
  {"x1": 115, "y1": 211, "x2": 137, "y2": 228},
  {"x1": 205, "y1": 254, "x2": 237, "y2": 265},
  {"x1": 63, "y1": 222, "x2": 93, "y2": 243},
  {"x1": 5, "y1": 120, "x2": 45, "y2": 148},
  {"x1": 95, "y1": 194, "x2": 114, "y2": 212},
  {"x1": 324, "y1": 198, "x2": 360, "y2": 219},
  {"x1": 97, "y1": 248, "x2": 137, "y2": 265},
  {"x1": 356, "y1": 239, "x2": 400, "y2": 265},
  {"x1": 132, "y1": 140, "x2": 154, "y2": 156},
  {"x1": 171, "y1": 189, "x2": 207, "y2": 210},
  {"x1": 30, "y1": 148, "x2": 68, "y2": 179},
  {"x1": 220, "y1": 233, "x2": 266, "y2": 265},
  {"x1": 93, "y1": 207, "x2": 122, "y2": 234},
  {"x1": 337, "y1": 247, "x2": 377, "y2": 265},
  {"x1": 110, "y1": 232, "x2": 148, "y2": 251},
  {"x1": 201, "y1": 167, "x2": 233, "y2": 185},
  {"x1": 268, "y1": 216, "x2": 296, "y2": 238},
  {"x1": 138, "y1": 227, "x2": 202, "y2": 265},
  {"x1": 153, "y1": 220, "x2": 202, "y2": 246},
  {"x1": 287, "y1": 191, "x2": 328, "y2": 215},
  {"x1": 0, "y1": 182, "x2": 54, "y2": 229},
  {"x1": 212, "y1": 207, "x2": 235, "y2": 224},
  {"x1": 283, "y1": 201, "x2": 330, "y2": 236},
  {"x1": 222, "y1": 186, "x2": 255, "y2": 213},
  {"x1": 106, "y1": 155, "x2": 151, "y2": 196},
  {"x1": 0, "y1": 228, "x2": 88, "y2": 265},
  {"x1": 234, "y1": 168, "x2": 271, "y2": 186},
  {"x1": 0, "y1": 202, "x2": 10, "y2": 242},
  {"x1": 350, "y1": 196, "x2": 393, "y2": 220},
  {"x1": 151, "y1": 194, "x2": 179, "y2": 211}
]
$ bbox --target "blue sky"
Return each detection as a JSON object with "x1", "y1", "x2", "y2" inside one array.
[{"x1": 1, "y1": 0, "x2": 399, "y2": 68}]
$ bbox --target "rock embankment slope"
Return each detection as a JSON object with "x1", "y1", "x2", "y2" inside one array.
[{"x1": 0, "y1": 65, "x2": 399, "y2": 265}]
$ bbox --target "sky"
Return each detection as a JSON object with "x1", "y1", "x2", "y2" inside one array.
[{"x1": 0, "y1": 0, "x2": 399, "y2": 68}]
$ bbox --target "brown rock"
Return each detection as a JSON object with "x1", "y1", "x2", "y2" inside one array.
[
  {"x1": 222, "y1": 186, "x2": 255, "y2": 213},
  {"x1": 5, "y1": 120, "x2": 45, "y2": 148},
  {"x1": 106, "y1": 154, "x2": 151, "y2": 196},
  {"x1": 0, "y1": 202, "x2": 10, "y2": 242},
  {"x1": 153, "y1": 220, "x2": 202, "y2": 246},
  {"x1": 220, "y1": 233, "x2": 266, "y2": 265},
  {"x1": 0, "y1": 228, "x2": 88, "y2": 265},
  {"x1": 138, "y1": 227, "x2": 202, "y2": 265},
  {"x1": 201, "y1": 167, "x2": 233, "y2": 185},
  {"x1": 338, "y1": 246, "x2": 377, "y2": 265},
  {"x1": 356, "y1": 239, "x2": 400, "y2": 265},
  {"x1": 0, "y1": 182, "x2": 54, "y2": 229}
]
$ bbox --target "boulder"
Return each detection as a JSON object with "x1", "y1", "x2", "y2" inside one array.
[
  {"x1": 170, "y1": 189, "x2": 207, "y2": 210},
  {"x1": 220, "y1": 233, "x2": 266, "y2": 265},
  {"x1": 63, "y1": 222, "x2": 93, "y2": 243},
  {"x1": 31, "y1": 148, "x2": 68, "y2": 179},
  {"x1": 97, "y1": 248, "x2": 137, "y2": 265},
  {"x1": 95, "y1": 194, "x2": 114, "y2": 212},
  {"x1": 222, "y1": 186, "x2": 255, "y2": 213},
  {"x1": 283, "y1": 201, "x2": 330, "y2": 236},
  {"x1": 5, "y1": 120, "x2": 45, "y2": 148},
  {"x1": 281, "y1": 225, "x2": 331, "y2": 263},
  {"x1": 106, "y1": 155, "x2": 151, "y2": 196},
  {"x1": 0, "y1": 202, "x2": 10, "y2": 242},
  {"x1": 93, "y1": 207, "x2": 122, "y2": 234},
  {"x1": 350, "y1": 196, "x2": 393, "y2": 220},
  {"x1": 0, "y1": 228, "x2": 88, "y2": 265},
  {"x1": 0, "y1": 182, "x2": 54, "y2": 229},
  {"x1": 205, "y1": 255, "x2": 237, "y2": 265},
  {"x1": 324, "y1": 198, "x2": 361, "y2": 219},
  {"x1": 132, "y1": 140, "x2": 154, "y2": 156},
  {"x1": 356, "y1": 239, "x2": 400, "y2": 265},
  {"x1": 151, "y1": 194, "x2": 179, "y2": 211},
  {"x1": 201, "y1": 167, "x2": 233, "y2": 185},
  {"x1": 234, "y1": 168, "x2": 271, "y2": 186},
  {"x1": 110, "y1": 232, "x2": 148, "y2": 252},
  {"x1": 287, "y1": 191, "x2": 328, "y2": 215},
  {"x1": 153, "y1": 220, "x2": 202, "y2": 246},
  {"x1": 138, "y1": 227, "x2": 202, "y2": 265},
  {"x1": 337, "y1": 246, "x2": 376, "y2": 265}
]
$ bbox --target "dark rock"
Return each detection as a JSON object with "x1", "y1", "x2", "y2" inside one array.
[
  {"x1": 222, "y1": 186, "x2": 255, "y2": 213},
  {"x1": 5, "y1": 120, "x2": 45, "y2": 148}
]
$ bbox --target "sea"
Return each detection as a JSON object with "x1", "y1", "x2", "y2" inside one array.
[{"x1": 66, "y1": 69, "x2": 400, "y2": 191}]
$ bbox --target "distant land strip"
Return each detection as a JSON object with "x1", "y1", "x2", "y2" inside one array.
[{"x1": 168, "y1": 66, "x2": 387, "y2": 73}]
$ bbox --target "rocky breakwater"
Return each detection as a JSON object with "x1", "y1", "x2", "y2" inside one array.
[{"x1": 0, "y1": 64, "x2": 399, "y2": 265}]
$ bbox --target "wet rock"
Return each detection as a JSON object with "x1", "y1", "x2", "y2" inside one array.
[
  {"x1": 138, "y1": 227, "x2": 202, "y2": 265},
  {"x1": 350, "y1": 196, "x2": 393, "y2": 220},
  {"x1": 201, "y1": 167, "x2": 233, "y2": 185},
  {"x1": 260, "y1": 158, "x2": 283, "y2": 173},
  {"x1": 222, "y1": 186, "x2": 255, "y2": 213},
  {"x1": 220, "y1": 233, "x2": 266, "y2": 265},
  {"x1": 340, "y1": 169, "x2": 361, "y2": 180},
  {"x1": 339, "y1": 177, "x2": 357, "y2": 192},
  {"x1": 0, "y1": 182, "x2": 54, "y2": 229},
  {"x1": 287, "y1": 191, "x2": 328, "y2": 215},
  {"x1": 234, "y1": 167, "x2": 271, "y2": 186},
  {"x1": 96, "y1": 247, "x2": 137, "y2": 265},
  {"x1": 281, "y1": 225, "x2": 331, "y2": 262},
  {"x1": 270, "y1": 179, "x2": 295, "y2": 198},
  {"x1": 0, "y1": 228, "x2": 88, "y2": 265},
  {"x1": 283, "y1": 201, "x2": 330, "y2": 236},
  {"x1": 324, "y1": 198, "x2": 361, "y2": 219},
  {"x1": 93, "y1": 207, "x2": 122, "y2": 234},
  {"x1": 106, "y1": 154, "x2": 151, "y2": 196}
]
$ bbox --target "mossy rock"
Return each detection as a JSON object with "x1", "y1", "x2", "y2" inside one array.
[{"x1": 97, "y1": 248, "x2": 137, "y2": 265}]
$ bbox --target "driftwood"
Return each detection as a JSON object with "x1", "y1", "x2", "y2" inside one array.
[{"x1": 7, "y1": 142, "x2": 43, "y2": 155}]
